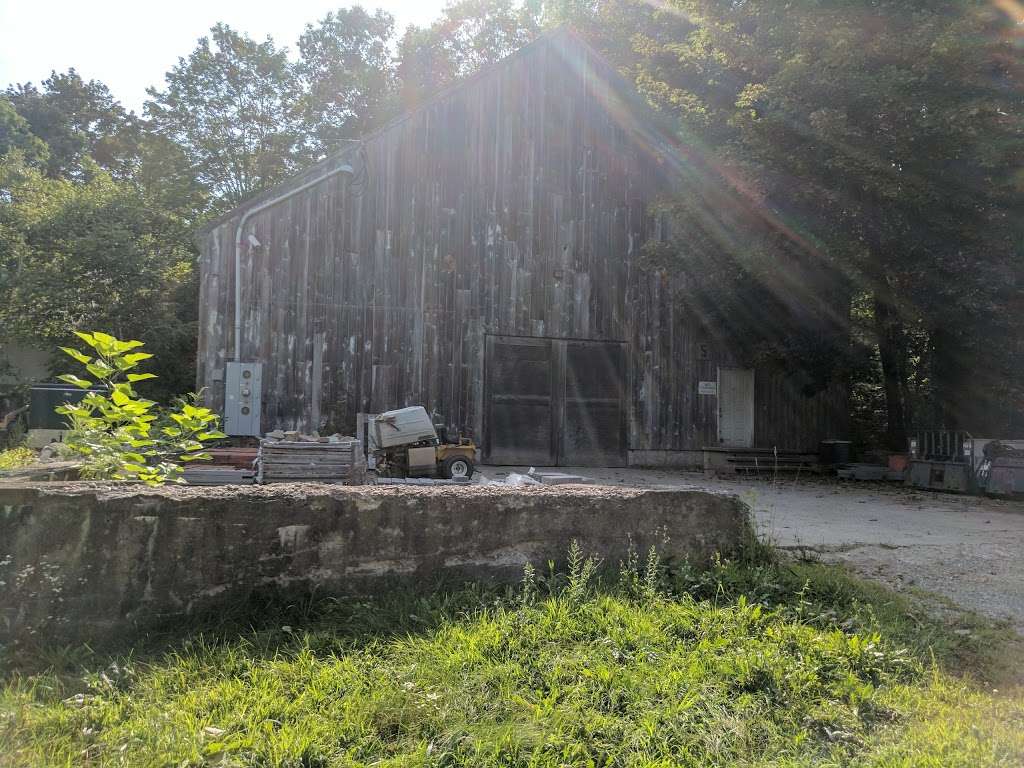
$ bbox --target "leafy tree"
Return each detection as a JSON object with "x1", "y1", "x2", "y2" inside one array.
[
  {"x1": 1, "y1": 67, "x2": 203, "y2": 404},
  {"x1": 133, "y1": 131, "x2": 211, "y2": 222},
  {"x1": 4, "y1": 70, "x2": 142, "y2": 181},
  {"x1": 0, "y1": 154, "x2": 197, "y2": 400},
  {"x1": 397, "y1": 0, "x2": 542, "y2": 106},
  {"x1": 0, "y1": 98, "x2": 49, "y2": 167},
  {"x1": 145, "y1": 23, "x2": 307, "y2": 206},
  {"x1": 297, "y1": 6, "x2": 398, "y2": 156},
  {"x1": 540, "y1": 0, "x2": 598, "y2": 26},
  {"x1": 574, "y1": 0, "x2": 1023, "y2": 445},
  {"x1": 56, "y1": 331, "x2": 224, "y2": 485},
  {"x1": 715, "y1": 0, "x2": 1020, "y2": 442}
]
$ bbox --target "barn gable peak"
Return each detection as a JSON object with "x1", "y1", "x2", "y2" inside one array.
[{"x1": 200, "y1": 26, "x2": 673, "y2": 236}]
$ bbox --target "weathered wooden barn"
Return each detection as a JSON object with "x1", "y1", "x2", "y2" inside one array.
[{"x1": 197, "y1": 29, "x2": 847, "y2": 467}]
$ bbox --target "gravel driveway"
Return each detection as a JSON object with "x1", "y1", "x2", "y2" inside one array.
[{"x1": 485, "y1": 466, "x2": 1024, "y2": 632}]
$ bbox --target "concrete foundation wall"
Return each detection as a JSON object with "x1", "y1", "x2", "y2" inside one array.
[{"x1": 0, "y1": 483, "x2": 749, "y2": 645}]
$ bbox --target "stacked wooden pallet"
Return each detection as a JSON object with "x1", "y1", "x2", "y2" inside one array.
[
  {"x1": 258, "y1": 436, "x2": 367, "y2": 484},
  {"x1": 703, "y1": 448, "x2": 819, "y2": 476}
]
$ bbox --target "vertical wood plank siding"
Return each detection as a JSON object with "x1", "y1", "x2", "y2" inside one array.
[{"x1": 197, "y1": 31, "x2": 847, "y2": 453}]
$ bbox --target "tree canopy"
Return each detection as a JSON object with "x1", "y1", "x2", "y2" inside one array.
[
  {"x1": 0, "y1": 154, "x2": 196, "y2": 400},
  {"x1": 144, "y1": 24, "x2": 307, "y2": 206},
  {"x1": 4, "y1": 70, "x2": 142, "y2": 181},
  {"x1": 568, "y1": 0, "x2": 1023, "y2": 444},
  {"x1": 298, "y1": 6, "x2": 398, "y2": 155},
  {"x1": 397, "y1": 0, "x2": 542, "y2": 106}
]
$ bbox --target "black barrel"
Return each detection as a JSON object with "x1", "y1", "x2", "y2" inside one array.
[
  {"x1": 28, "y1": 383, "x2": 103, "y2": 430},
  {"x1": 819, "y1": 440, "x2": 852, "y2": 466}
]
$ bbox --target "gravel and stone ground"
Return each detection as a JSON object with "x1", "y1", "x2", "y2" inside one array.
[{"x1": 484, "y1": 466, "x2": 1024, "y2": 633}]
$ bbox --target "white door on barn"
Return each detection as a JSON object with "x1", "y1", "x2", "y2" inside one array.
[{"x1": 718, "y1": 368, "x2": 755, "y2": 448}]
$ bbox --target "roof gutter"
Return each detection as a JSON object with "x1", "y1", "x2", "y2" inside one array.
[{"x1": 233, "y1": 161, "x2": 354, "y2": 361}]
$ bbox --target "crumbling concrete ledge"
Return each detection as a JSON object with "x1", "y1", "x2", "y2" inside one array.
[{"x1": 0, "y1": 482, "x2": 751, "y2": 645}]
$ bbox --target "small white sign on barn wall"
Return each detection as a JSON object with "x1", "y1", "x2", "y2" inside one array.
[{"x1": 698, "y1": 381, "x2": 718, "y2": 396}]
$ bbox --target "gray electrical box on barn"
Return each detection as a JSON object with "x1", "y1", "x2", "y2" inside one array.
[{"x1": 224, "y1": 362, "x2": 262, "y2": 436}]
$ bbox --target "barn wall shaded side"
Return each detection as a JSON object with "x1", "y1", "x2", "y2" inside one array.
[{"x1": 198, "y1": 30, "x2": 847, "y2": 458}]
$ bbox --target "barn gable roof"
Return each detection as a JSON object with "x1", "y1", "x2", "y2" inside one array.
[{"x1": 198, "y1": 26, "x2": 679, "y2": 237}]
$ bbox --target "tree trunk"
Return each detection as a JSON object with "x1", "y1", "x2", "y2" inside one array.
[
  {"x1": 931, "y1": 328, "x2": 990, "y2": 434},
  {"x1": 930, "y1": 327, "x2": 958, "y2": 431},
  {"x1": 873, "y1": 294, "x2": 908, "y2": 451}
]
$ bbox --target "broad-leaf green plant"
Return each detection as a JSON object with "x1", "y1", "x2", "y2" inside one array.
[{"x1": 55, "y1": 331, "x2": 225, "y2": 485}]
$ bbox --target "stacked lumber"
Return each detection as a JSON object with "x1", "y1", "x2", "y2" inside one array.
[
  {"x1": 205, "y1": 447, "x2": 259, "y2": 468},
  {"x1": 258, "y1": 434, "x2": 367, "y2": 484},
  {"x1": 703, "y1": 448, "x2": 819, "y2": 476},
  {"x1": 183, "y1": 466, "x2": 255, "y2": 485}
]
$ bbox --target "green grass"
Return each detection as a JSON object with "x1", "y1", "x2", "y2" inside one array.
[
  {"x1": 1, "y1": 548, "x2": 1022, "y2": 767},
  {"x1": 0, "y1": 446, "x2": 34, "y2": 471}
]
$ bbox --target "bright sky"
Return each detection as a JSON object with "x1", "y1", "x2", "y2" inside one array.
[{"x1": 0, "y1": 0, "x2": 448, "y2": 113}]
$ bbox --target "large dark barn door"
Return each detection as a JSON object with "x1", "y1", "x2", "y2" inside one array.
[
  {"x1": 484, "y1": 337, "x2": 556, "y2": 466},
  {"x1": 484, "y1": 336, "x2": 627, "y2": 467},
  {"x1": 561, "y1": 340, "x2": 628, "y2": 466}
]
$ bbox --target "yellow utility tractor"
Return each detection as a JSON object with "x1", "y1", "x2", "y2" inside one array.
[{"x1": 370, "y1": 407, "x2": 477, "y2": 480}]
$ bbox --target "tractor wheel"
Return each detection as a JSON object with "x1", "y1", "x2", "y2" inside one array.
[{"x1": 441, "y1": 455, "x2": 474, "y2": 480}]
